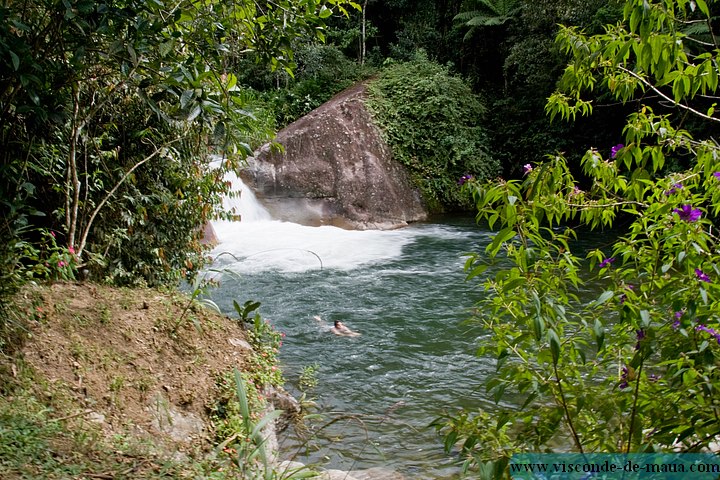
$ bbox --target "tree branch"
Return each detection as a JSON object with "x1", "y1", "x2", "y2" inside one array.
[
  {"x1": 618, "y1": 66, "x2": 720, "y2": 123},
  {"x1": 553, "y1": 362, "x2": 584, "y2": 453},
  {"x1": 76, "y1": 135, "x2": 186, "y2": 260}
]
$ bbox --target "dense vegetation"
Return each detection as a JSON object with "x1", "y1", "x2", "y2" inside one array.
[
  {"x1": 0, "y1": 0, "x2": 357, "y2": 315},
  {"x1": 0, "y1": 0, "x2": 627, "y2": 310},
  {"x1": 434, "y1": 0, "x2": 720, "y2": 477},
  {"x1": 366, "y1": 53, "x2": 499, "y2": 211},
  {"x1": 4, "y1": 0, "x2": 720, "y2": 478}
]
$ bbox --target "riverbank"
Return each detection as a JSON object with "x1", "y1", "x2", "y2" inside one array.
[{"x1": 0, "y1": 282, "x2": 291, "y2": 478}]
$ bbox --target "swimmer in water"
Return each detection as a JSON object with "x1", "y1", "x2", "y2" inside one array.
[
  {"x1": 330, "y1": 319, "x2": 361, "y2": 337},
  {"x1": 314, "y1": 315, "x2": 360, "y2": 336}
]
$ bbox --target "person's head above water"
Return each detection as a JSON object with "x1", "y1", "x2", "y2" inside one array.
[{"x1": 334, "y1": 320, "x2": 341, "y2": 328}]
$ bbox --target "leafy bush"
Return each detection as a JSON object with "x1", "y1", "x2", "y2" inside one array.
[
  {"x1": 438, "y1": 1, "x2": 720, "y2": 477},
  {"x1": 366, "y1": 52, "x2": 500, "y2": 211}
]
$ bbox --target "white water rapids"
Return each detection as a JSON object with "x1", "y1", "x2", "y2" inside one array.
[{"x1": 210, "y1": 171, "x2": 422, "y2": 273}]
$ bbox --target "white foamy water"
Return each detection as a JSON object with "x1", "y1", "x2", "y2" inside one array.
[
  {"x1": 210, "y1": 174, "x2": 419, "y2": 273},
  {"x1": 221, "y1": 170, "x2": 272, "y2": 222}
]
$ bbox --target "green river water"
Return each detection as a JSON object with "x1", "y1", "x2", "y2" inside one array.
[{"x1": 204, "y1": 175, "x2": 607, "y2": 478}]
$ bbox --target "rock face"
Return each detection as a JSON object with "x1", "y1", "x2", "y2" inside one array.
[{"x1": 243, "y1": 83, "x2": 428, "y2": 230}]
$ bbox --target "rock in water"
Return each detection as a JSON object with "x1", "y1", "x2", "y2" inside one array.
[{"x1": 244, "y1": 83, "x2": 428, "y2": 230}]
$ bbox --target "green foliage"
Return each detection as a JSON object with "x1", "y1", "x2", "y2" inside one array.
[
  {"x1": 212, "y1": 368, "x2": 317, "y2": 480},
  {"x1": 454, "y1": 0, "x2": 521, "y2": 40},
  {"x1": 442, "y1": 0, "x2": 720, "y2": 476},
  {"x1": 0, "y1": 386, "x2": 259, "y2": 479},
  {"x1": 0, "y1": 0, "x2": 359, "y2": 302},
  {"x1": 234, "y1": 299, "x2": 263, "y2": 323},
  {"x1": 479, "y1": 0, "x2": 625, "y2": 176},
  {"x1": 366, "y1": 52, "x2": 500, "y2": 211},
  {"x1": 298, "y1": 363, "x2": 320, "y2": 392},
  {"x1": 230, "y1": 299, "x2": 284, "y2": 387},
  {"x1": 246, "y1": 314, "x2": 285, "y2": 388},
  {"x1": 257, "y1": 43, "x2": 372, "y2": 127}
]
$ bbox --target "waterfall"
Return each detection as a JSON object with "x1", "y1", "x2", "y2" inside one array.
[
  {"x1": 210, "y1": 169, "x2": 419, "y2": 273},
  {"x1": 221, "y1": 170, "x2": 271, "y2": 222}
]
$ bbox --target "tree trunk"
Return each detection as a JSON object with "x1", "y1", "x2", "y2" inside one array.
[
  {"x1": 361, "y1": 0, "x2": 368, "y2": 65},
  {"x1": 67, "y1": 83, "x2": 82, "y2": 252}
]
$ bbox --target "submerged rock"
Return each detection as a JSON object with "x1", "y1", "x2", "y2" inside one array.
[{"x1": 244, "y1": 83, "x2": 428, "y2": 230}]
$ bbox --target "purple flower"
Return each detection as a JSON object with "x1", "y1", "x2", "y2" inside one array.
[
  {"x1": 619, "y1": 284, "x2": 634, "y2": 304},
  {"x1": 571, "y1": 185, "x2": 581, "y2": 196},
  {"x1": 634, "y1": 329, "x2": 646, "y2": 351},
  {"x1": 599, "y1": 257, "x2": 616, "y2": 268},
  {"x1": 713, "y1": 172, "x2": 720, "y2": 180},
  {"x1": 665, "y1": 183, "x2": 683, "y2": 195},
  {"x1": 458, "y1": 174, "x2": 474, "y2": 185},
  {"x1": 611, "y1": 144, "x2": 624, "y2": 159},
  {"x1": 696, "y1": 324, "x2": 720, "y2": 345},
  {"x1": 522, "y1": 164, "x2": 533, "y2": 175},
  {"x1": 695, "y1": 268, "x2": 711, "y2": 283},
  {"x1": 673, "y1": 205, "x2": 702, "y2": 222},
  {"x1": 619, "y1": 366, "x2": 629, "y2": 389},
  {"x1": 672, "y1": 310, "x2": 683, "y2": 329}
]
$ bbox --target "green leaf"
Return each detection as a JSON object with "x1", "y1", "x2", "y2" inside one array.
[
  {"x1": 226, "y1": 73, "x2": 238, "y2": 90},
  {"x1": 487, "y1": 227, "x2": 515, "y2": 257},
  {"x1": 496, "y1": 412, "x2": 510, "y2": 430},
  {"x1": 180, "y1": 89, "x2": 194, "y2": 109},
  {"x1": 233, "y1": 368, "x2": 250, "y2": 425},
  {"x1": 548, "y1": 329, "x2": 561, "y2": 365},
  {"x1": 466, "y1": 263, "x2": 489, "y2": 280},
  {"x1": 640, "y1": 309, "x2": 651, "y2": 327},
  {"x1": 187, "y1": 104, "x2": 202, "y2": 122},
  {"x1": 533, "y1": 315, "x2": 545, "y2": 341},
  {"x1": 127, "y1": 44, "x2": 137, "y2": 66},
  {"x1": 594, "y1": 318, "x2": 604, "y2": 351},
  {"x1": 594, "y1": 290, "x2": 614, "y2": 306},
  {"x1": 9, "y1": 50, "x2": 19, "y2": 70},
  {"x1": 695, "y1": 0, "x2": 710, "y2": 17},
  {"x1": 677, "y1": 251, "x2": 686, "y2": 264},
  {"x1": 520, "y1": 391, "x2": 538, "y2": 410},
  {"x1": 492, "y1": 383, "x2": 506, "y2": 404},
  {"x1": 318, "y1": 5, "x2": 332, "y2": 18}
]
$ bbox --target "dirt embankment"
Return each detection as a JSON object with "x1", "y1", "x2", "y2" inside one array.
[{"x1": 1, "y1": 282, "x2": 257, "y2": 478}]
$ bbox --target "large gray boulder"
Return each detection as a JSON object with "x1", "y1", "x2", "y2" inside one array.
[{"x1": 242, "y1": 83, "x2": 428, "y2": 230}]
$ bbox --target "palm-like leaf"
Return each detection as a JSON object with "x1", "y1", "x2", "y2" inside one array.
[{"x1": 454, "y1": 0, "x2": 521, "y2": 40}]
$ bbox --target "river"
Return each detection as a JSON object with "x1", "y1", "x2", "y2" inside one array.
[{"x1": 204, "y1": 175, "x2": 604, "y2": 478}]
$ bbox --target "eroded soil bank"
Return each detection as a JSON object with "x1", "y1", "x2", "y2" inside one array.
[{"x1": 1, "y1": 282, "x2": 259, "y2": 478}]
